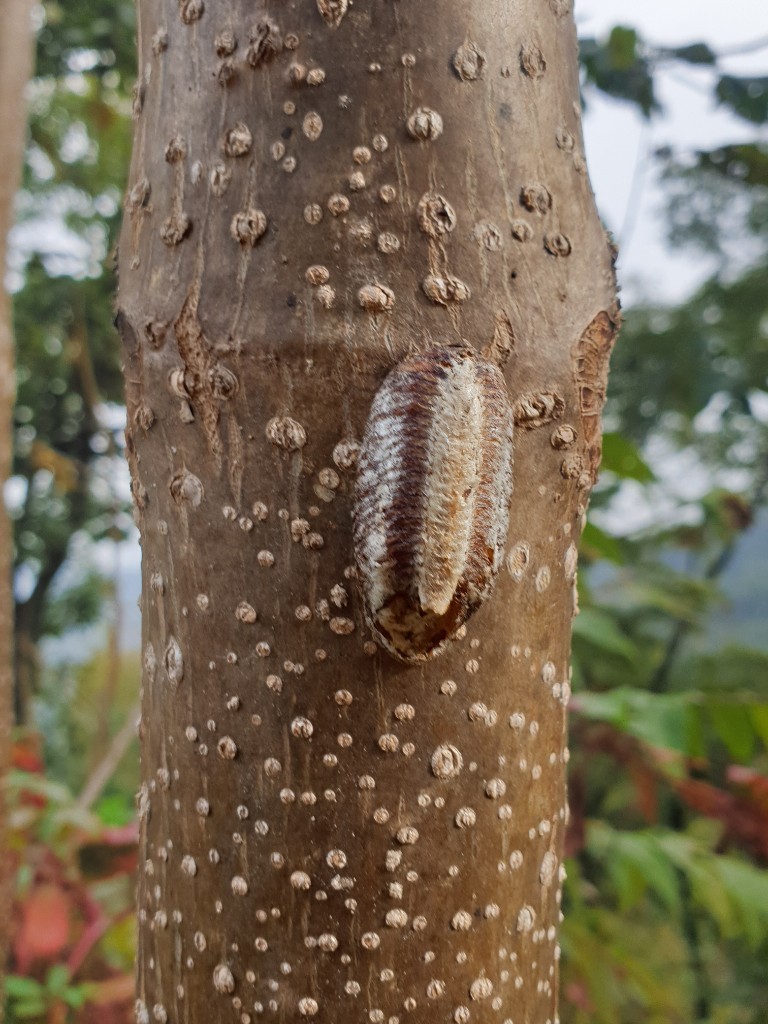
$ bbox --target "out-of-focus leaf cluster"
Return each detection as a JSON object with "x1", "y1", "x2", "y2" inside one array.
[
  {"x1": 10, "y1": 0, "x2": 134, "y2": 724},
  {"x1": 564, "y1": 23, "x2": 768, "y2": 1024},
  {"x1": 580, "y1": 24, "x2": 766, "y2": 125},
  {"x1": 6, "y1": 720, "x2": 137, "y2": 1023},
  {"x1": 7, "y1": 7, "x2": 138, "y2": 1014}
]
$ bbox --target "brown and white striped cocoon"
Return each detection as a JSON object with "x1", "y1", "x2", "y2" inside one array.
[{"x1": 353, "y1": 345, "x2": 514, "y2": 663}]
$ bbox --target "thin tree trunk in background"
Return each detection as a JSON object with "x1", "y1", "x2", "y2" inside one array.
[
  {"x1": 118, "y1": 2, "x2": 618, "y2": 1021},
  {"x1": 0, "y1": 0, "x2": 35, "y2": 1009},
  {"x1": 93, "y1": 542, "x2": 124, "y2": 767},
  {"x1": 77, "y1": 701, "x2": 141, "y2": 814}
]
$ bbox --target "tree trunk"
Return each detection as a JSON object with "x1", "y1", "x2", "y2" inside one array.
[
  {"x1": 117, "y1": 2, "x2": 618, "y2": 1022},
  {"x1": 0, "y1": 0, "x2": 34, "y2": 1007}
]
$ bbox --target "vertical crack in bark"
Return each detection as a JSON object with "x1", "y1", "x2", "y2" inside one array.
[
  {"x1": 482, "y1": 309, "x2": 516, "y2": 368},
  {"x1": 173, "y1": 283, "x2": 225, "y2": 466}
]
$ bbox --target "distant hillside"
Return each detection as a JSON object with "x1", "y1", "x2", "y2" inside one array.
[{"x1": 704, "y1": 509, "x2": 768, "y2": 652}]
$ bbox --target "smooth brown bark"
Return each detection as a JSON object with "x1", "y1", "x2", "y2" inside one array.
[
  {"x1": 0, "y1": 0, "x2": 35, "y2": 1008},
  {"x1": 118, "y1": 2, "x2": 618, "y2": 1021}
]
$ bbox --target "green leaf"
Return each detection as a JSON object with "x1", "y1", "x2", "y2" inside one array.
[
  {"x1": 707, "y1": 702, "x2": 756, "y2": 762},
  {"x1": 656, "y1": 834, "x2": 768, "y2": 945},
  {"x1": 40, "y1": 568, "x2": 107, "y2": 637},
  {"x1": 574, "y1": 689, "x2": 697, "y2": 755},
  {"x1": 696, "y1": 143, "x2": 768, "y2": 187},
  {"x1": 587, "y1": 823, "x2": 681, "y2": 914},
  {"x1": 749, "y1": 705, "x2": 768, "y2": 750},
  {"x1": 624, "y1": 693, "x2": 694, "y2": 754},
  {"x1": 45, "y1": 964, "x2": 71, "y2": 995},
  {"x1": 62, "y1": 985, "x2": 89, "y2": 1009},
  {"x1": 685, "y1": 700, "x2": 707, "y2": 760},
  {"x1": 714, "y1": 856, "x2": 768, "y2": 947},
  {"x1": 580, "y1": 521, "x2": 625, "y2": 564},
  {"x1": 573, "y1": 609, "x2": 638, "y2": 660},
  {"x1": 600, "y1": 432, "x2": 655, "y2": 482},
  {"x1": 7, "y1": 769, "x2": 73, "y2": 807},
  {"x1": 607, "y1": 26, "x2": 640, "y2": 70},
  {"x1": 627, "y1": 578, "x2": 712, "y2": 622},
  {"x1": 716, "y1": 75, "x2": 768, "y2": 125},
  {"x1": 572, "y1": 688, "x2": 632, "y2": 727},
  {"x1": 5, "y1": 976, "x2": 45, "y2": 999},
  {"x1": 686, "y1": 856, "x2": 739, "y2": 936},
  {"x1": 580, "y1": 27, "x2": 658, "y2": 116},
  {"x1": 668, "y1": 43, "x2": 716, "y2": 65},
  {"x1": 14, "y1": 999, "x2": 49, "y2": 1018},
  {"x1": 95, "y1": 792, "x2": 135, "y2": 826}
]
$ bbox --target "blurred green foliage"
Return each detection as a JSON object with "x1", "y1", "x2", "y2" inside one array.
[
  {"x1": 10, "y1": 0, "x2": 134, "y2": 724},
  {"x1": 562, "y1": 25, "x2": 768, "y2": 1023},
  {"x1": 6, "y1": 6, "x2": 768, "y2": 1024}
]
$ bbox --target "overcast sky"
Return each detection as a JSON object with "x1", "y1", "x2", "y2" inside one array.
[{"x1": 579, "y1": 0, "x2": 768, "y2": 303}]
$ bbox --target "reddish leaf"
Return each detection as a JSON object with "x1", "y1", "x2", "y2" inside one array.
[
  {"x1": 14, "y1": 883, "x2": 72, "y2": 972},
  {"x1": 675, "y1": 777, "x2": 731, "y2": 819},
  {"x1": 629, "y1": 761, "x2": 659, "y2": 822},
  {"x1": 11, "y1": 734, "x2": 45, "y2": 774},
  {"x1": 675, "y1": 775, "x2": 768, "y2": 862},
  {"x1": 727, "y1": 765, "x2": 768, "y2": 812},
  {"x1": 99, "y1": 823, "x2": 139, "y2": 845}
]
